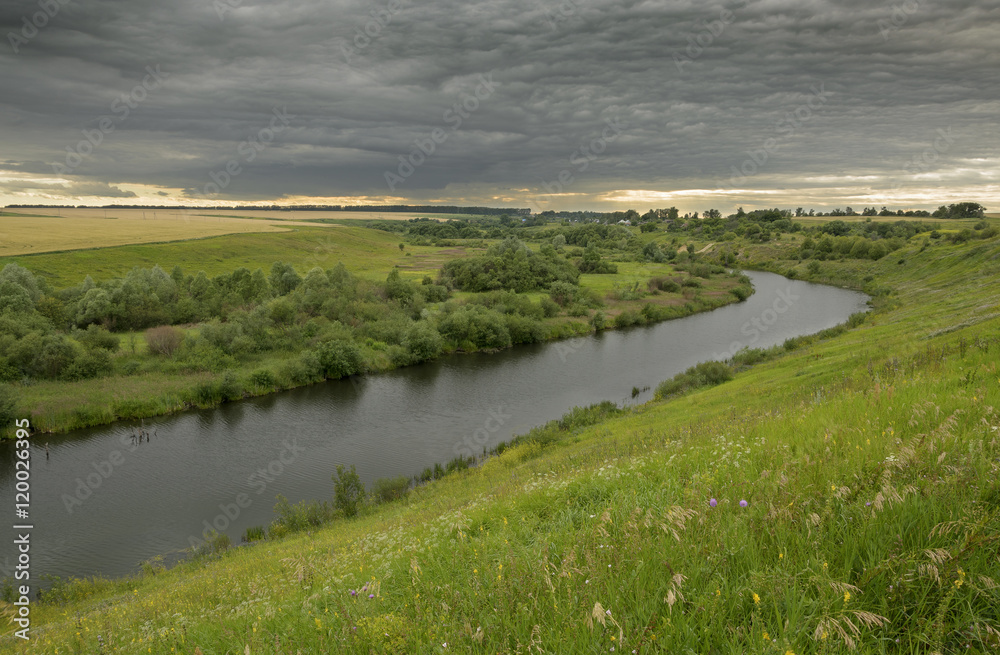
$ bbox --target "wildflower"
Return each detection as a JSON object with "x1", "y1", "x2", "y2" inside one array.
[
  {"x1": 779, "y1": 553, "x2": 784, "y2": 560},
  {"x1": 715, "y1": 589, "x2": 721, "y2": 596},
  {"x1": 844, "y1": 591, "x2": 851, "y2": 603},
  {"x1": 739, "y1": 499, "x2": 748, "y2": 508},
  {"x1": 368, "y1": 594, "x2": 374, "y2": 599},
  {"x1": 823, "y1": 561, "x2": 828, "y2": 569},
  {"x1": 831, "y1": 485, "x2": 837, "y2": 491},
  {"x1": 753, "y1": 593, "x2": 760, "y2": 605},
  {"x1": 709, "y1": 498, "x2": 718, "y2": 508},
  {"x1": 763, "y1": 631, "x2": 770, "y2": 641}
]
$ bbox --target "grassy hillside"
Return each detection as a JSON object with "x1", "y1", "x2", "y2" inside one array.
[
  {"x1": 0, "y1": 226, "x2": 445, "y2": 288},
  {"x1": 6, "y1": 236, "x2": 1000, "y2": 654}
]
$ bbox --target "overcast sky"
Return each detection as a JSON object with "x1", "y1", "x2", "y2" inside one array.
[{"x1": 1, "y1": 0, "x2": 998, "y2": 213}]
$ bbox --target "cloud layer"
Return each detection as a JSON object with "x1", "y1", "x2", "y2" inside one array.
[{"x1": 2, "y1": 0, "x2": 999, "y2": 212}]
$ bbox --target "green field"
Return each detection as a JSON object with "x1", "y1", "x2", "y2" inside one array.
[
  {"x1": 8, "y1": 232, "x2": 1000, "y2": 654},
  {"x1": 0, "y1": 226, "x2": 449, "y2": 288}
]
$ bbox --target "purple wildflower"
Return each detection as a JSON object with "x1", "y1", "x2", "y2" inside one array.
[
  {"x1": 709, "y1": 498, "x2": 717, "y2": 507},
  {"x1": 368, "y1": 594, "x2": 375, "y2": 599},
  {"x1": 739, "y1": 499, "x2": 748, "y2": 508}
]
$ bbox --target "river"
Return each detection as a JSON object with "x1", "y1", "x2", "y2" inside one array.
[{"x1": 0, "y1": 271, "x2": 867, "y2": 583}]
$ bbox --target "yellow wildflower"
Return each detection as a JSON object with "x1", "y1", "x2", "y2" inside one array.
[
  {"x1": 753, "y1": 593, "x2": 760, "y2": 605},
  {"x1": 844, "y1": 591, "x2": 851, "y2": 603}
]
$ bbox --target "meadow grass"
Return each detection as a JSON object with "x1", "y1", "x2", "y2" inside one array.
[
  {"x1": 0, "y1": 226, "x2": 451, "y2": 288},
  {"x1": 7, "y1": 234, "x2": 1000, "y2": 653}
]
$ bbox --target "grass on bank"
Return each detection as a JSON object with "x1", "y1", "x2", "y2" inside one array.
[{"x1": 5, "y1": 233, "x2": 1000, "y2": 654}]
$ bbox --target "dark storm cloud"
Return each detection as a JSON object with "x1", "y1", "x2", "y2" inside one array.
[{"x1": 1, "y1": 0, "x2": 998, "y2": 209}]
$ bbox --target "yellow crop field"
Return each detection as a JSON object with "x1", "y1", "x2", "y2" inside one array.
[{"x1": 0, "y1": 209, "x2": 298, "y2": 256}]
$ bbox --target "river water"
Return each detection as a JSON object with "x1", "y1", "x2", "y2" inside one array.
[{"x1": 0, "y1": 271, "x2": 867, "y2": 582}]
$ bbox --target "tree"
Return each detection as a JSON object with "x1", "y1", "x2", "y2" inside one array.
[
  {"x1": 145, "y1": 325, "x2": 184, "y2": 356},
  {"x1": 333, "y1": 464, "x2": 365, "y2": 518},
  {"x1": 268, "y1": 262, "x2": 301, "y2": 296},
  {"x1": 403, "y1": 322, "x2": 443, "y2": 361}
]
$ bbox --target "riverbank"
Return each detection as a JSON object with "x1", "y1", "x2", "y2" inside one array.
[
  {"x1": 11, "y1": 233, "x2": 999, "y2": 653},
  {"x1": 5, "y1": 265, "x2": 749, "y2": 436}
]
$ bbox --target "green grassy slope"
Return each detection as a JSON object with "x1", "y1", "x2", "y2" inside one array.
[
  {"x1": 7, "y1": 236, "x2": 1000, "y2": 654},
  {"x1": 0, "y1": 226, "x2": 445, "y2": 288}
]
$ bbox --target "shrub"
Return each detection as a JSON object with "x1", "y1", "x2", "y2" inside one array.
[
  {"x1": 242, "y1": 525, "x2": 266, "y2": 542},
  {"x1": 371, "y1": 475, "x2": 411, "y2": 503},
  {"x1": 63, "y1": 349, "x2": 113, "y2": 380},
  {"x1": 548, "y1": 281, "x2": 579, "y2": 307},
  {"x1": 730, "y1": 285, "x2": 751, "y2": 301},
  {"x1": 614, "y1": 309, "x2": 643, "y2": 328},
  {"x1": 316, "y1": 339, "x2": 363, "y2": 379},
  {"x1": 249, "y1": 369, "x2": 276, "y2": 389},
  {"x1": 539, "y1": 297, "x2": 560, "y2": 318},
  {"x1": 655, "y1": 360, "x2": 733, "y2": 399},
  {"x1": 504, "y1": 314, "x2": 546, "y2": 344},
  {"x1": 145, "y1": 325, "x2": 184, "y2": 356},
  {"x1": 271, "y1": 495, "x2": 332, "y2": 534},
  {"x1": 869, "y1": 242, "x2": 889, "y2": 260},
  {"x1": 437, "y1": 306, "x2": 512, "y2": 350},
  {"x1": 648, "y1": 276, "x2": 680, "y2": 293},
  {"x1": 76, "y1": 324, "x2": 119, "y2": 352},
  {"x1": 333, "y1": 464, "x2": 365, "y2": 518},
  {"x1": 402, "y1": 322, "x2": 443, "y2": 362}
]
